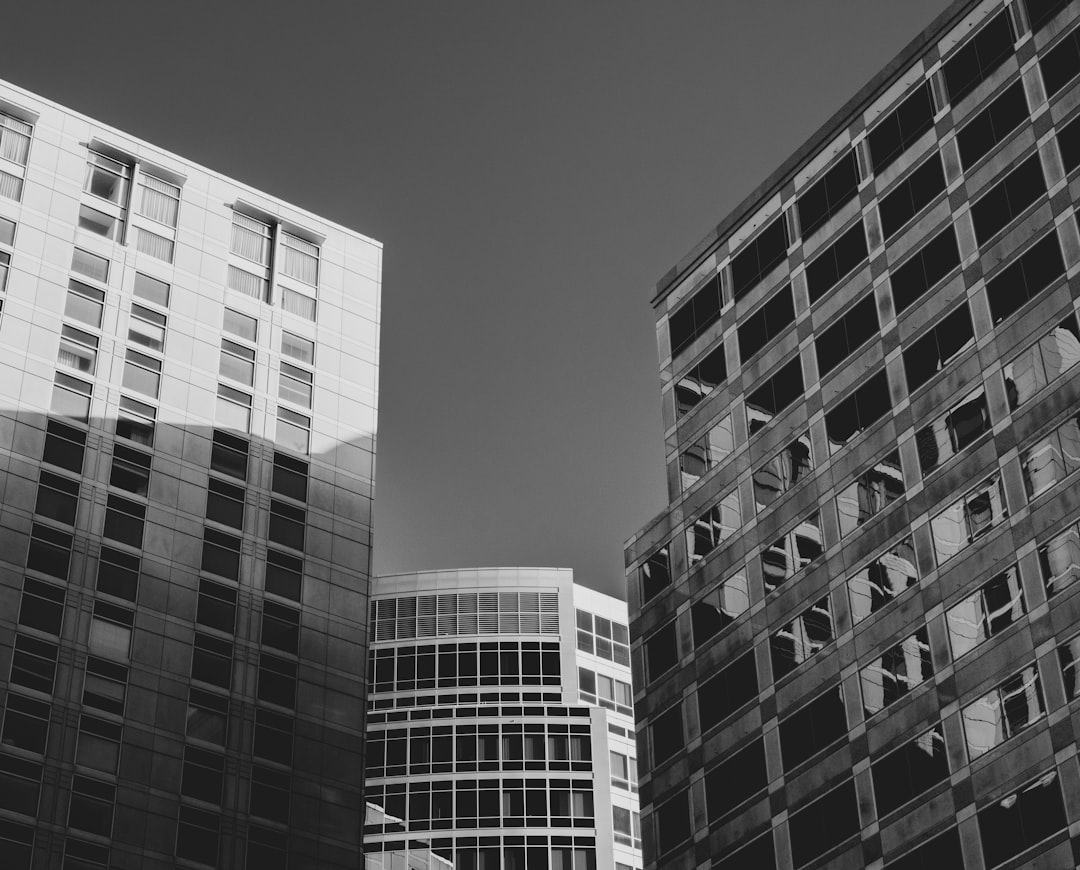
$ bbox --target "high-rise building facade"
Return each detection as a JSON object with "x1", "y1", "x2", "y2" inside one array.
[
  {"x1": 0, "y1": 79, "x2": 381, "y2": 868},
  {"x1": 625, "y1": 1, "x2": 1080, "y2": 867},
  {"x1": 364, "y1": 568, "x2": 642, "y2": 870}
]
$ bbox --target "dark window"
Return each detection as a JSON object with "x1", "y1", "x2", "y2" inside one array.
[
  {"x1": 971, "y1": 153, "x2": 1046, "y2": 245},
  {"x1": 201, "y1": 529, "x2": 241, "y2": 581},
  {"x1": 713, "y1": 830, "x2": 776, "y2": 870},
  {"x1": 957, "y1": 80, "x2": 1028, "y2": 168},
  {"x1": 640, "y1": 548, "x2": 671, "y2": 603},
  {"x1": 1028, "y1": 0, "x2": 1071, "y2": 31},
  {"x1": 196, "y1": 579, "x2": 236, "y2": 633},
  {"x1": 780, "y1": 686, "x2": 846, "y2": 771},
  {"x1": 181, "y1": 746, "x2": 225, "y2": 805},
  {"x1": 10, "y1": 635, "x2": 58, "y2": 693},
  {"x1": 753, "y1": 430, "x2": 813, "y2": 512},
  {"x1": 789, "y1": 779, "x2": 860, "y2": 867},
  {"x1": 770, "y1": 596, "x2": 833, "y2": 681},
  {"x1": 943, "y1": 10, "x2": 1015, "y2": 104},
  {"x1": 253, "y1": 709, "x2": 293, "y2": 765},
  {"x1": 191, "y1": 632, "x2": 232, "y2": 689},
  {"x1": 109, "y1": 445, "x2": 151, "y2": 496},
  {"x1": 861, "y1": 627, "x2": 933, "y2": 717},
  {"x1": 1059, "y1": 113, "x2": 1080, "y2": 174},
  {"x1": 686, "y1": 491, "x2": 740, "y2": 566},
  {"x1": 75, "y1": 715, "x2": 121, "y2": 774},
  {"x1": 82, "y1": 657, "x2": 127, "y2": 717},
  {"x1": 1, "y1": 694, "x2": 50, "y2": 754},
  {"x1": 0, "y1": 754, "x2": 41, "y2": 817},
  {"x1": 176, "y1": 805, "x2": 220, "y2": 865},
  {"x1": 247, "y1": 827, "x2": 287, "y2": 870},
  {"x1": 42, "y1": 419, "x2": 86, "y2": 473},
  {"x1": 986, "y1": 231, "x2": 1064, "y2": 324},
  {"x1": 250, "y1": 766, "x2": 291, "y2": 824},
  {"x1": 745, "y1": 356, "x2": 803, "y2": 434},
  {"x1": 805, "y1": 221, "x2": 868, "y2": 304},
  {"x1": 872, "y1": 725, "x2": 948, "y2": 816},
  {"x1": 762, "y1": 512, "x2": 823, "y2": 593},
  {"x1": 1041, "y1": 25, "x2": 1080, "y2": 97},
  {"x1": 651, "y1": 705, "x2": 683, "y2": 765},
  {"x1": 34, "y1": 470, "x2": 79, "y2": 526},
  {"x1": 261, "y1": 602, "x2": 300, "y2": 655},
  {"x1": 272, "y1": 452, "x2": 308, "y2": 501},
  {"x1": 645, "y1": 622, "x2": 678, "y2": 683},
  {"x1": 978, "y1": 771, "x2": 1067, "y2": 867},
  {"x1": 691, "y1": 572, "x2": 750, "y2": 647},
  {"x1": 879, "y1": 153, "x2": 946, "y2": 239},
  {"x1": 26, "y1": 523, "x2": 72, "y2": 580},
  {"x1": 669, "y1": 274, "x2": 722, "y2": 357},
  {"x1": 699, "y1": 650, "x2": 758, "y2": 732},
  {"x1": 265, "y1": 549, "x2": 303, "y2": 601},
  {"x1": 738, "y1": 284, "x2": 795, "y2": 363},
  {"x1": 731, "y1": 215, "x2": 789, "y2": 301},
  {"x1": 206, "y1": 477, "x2": 245, "y2": 530},
  {"x1": 903, "y1": 303, "x2": 975, "y2": 392},
  {"x1": 102, "y1": 494, "x2": 145, "y2": 548},
  {"x1": 869, "y1": 82, "x2": 936, "y2": 174},
  {"x1": 674, "y1": 343, "x2": 727, "y2": 418},
  {"x1": 0, "y1": 818, "x2": 35, "y2": 869},
  {"x1": 96, "y1": 546, "x2": 139, "y2": 602},
  {"x1": 916, "y1": 386, "x2": 991, "y2": 475},
  {"x1": 268, "y1": 499, "x2": 305, "y2": 551},
  {"x1": 210, "y1": 429, "x2": 248, "y2": 480},
  {"x1": 797, "y1": 151, "x2": 859, "y2": 238},
  {"x1": 258, "y1": 654, "x2": 297, "y2": 709},
  {"x1": 705, "y1": 739, "x2": 767, "y2": 821},
  {"x1": 885, "y1": 827, "x2": 963, "y2": 870},
  {"x1": 187, "y1": 689, "x2": 228, "y2": 746},
  {"x1": 891, "y1": 225, "x2": 960, "y2": 314},
  {"x1": 836, "y1": 450, "x2": 904, "y2": 538},
  {"x1": 18, "y1": 577, "x2": 64, "y2": 635},
  {"x1": 655, "y1": 789, "x2": 691, "y2": 856},
  {"x1": 824, "y1": 370, "x2": 891, "y2": 453},
  {"x1": 815, "y1": 292, "x2": 879, "y2": 377},
  {"x1": 67, "y1": 776, "x2": 114, "y2": 838}
]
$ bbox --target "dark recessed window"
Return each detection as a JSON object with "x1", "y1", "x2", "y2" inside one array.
[
  {"x1": 879, "y1": 153, "x2": 946, "y2": 240},
  {"x1": 272, "y1": 453, "x2": 308, "y2": 502},
  {"x1": 771, "y1": 596, "x2": 833, "y2": 681},
  {"x1": 102, "y1": 494, "x2": 146, "y2": 549},
  {"x1": 97, "y1": 546, "x2": 139, "y2": 602},
  {"x1": 261, "y1": 602, "x2": 300, "y2": 655},
  {"x1": 83, "y1": 657, "x2": 127, "y2": 717},
  {"x1": 1059, "y1": 113, "x2": 1080, "y2": 174},
  {"x1": 885, "y1": 827, "x2": 963, "y2": 870},
  {"x1": 762, "y1": 512, "x2": 823, "y2": 594},
  {"x1": 9, "y1": 634, "x2": 58, "y2": 694},
  {"x1": 789, "y1": 779, "x2": 860, "y2": 867},
  {"x1": 651, "y1": 704, "x2": 683, "y2": 765},
  {"x1": 181, "y1": 746, "x2": 225, "y2": 805},
  {"x1": 1041, "y1": 24, "x2": 1080, "y2": 97},
  {"x1": 26, "y1": 523, "x2": 72, "y2": 580},
  {"x1": 187, "y1": 689, "x2": 228, "y2": 747},
  {"x1": 903, "y1": 302, "x2": 975, "y2": 393},
  {"x1": 253, "y1": 709, "x2": 294, "y2": 766},
  {"x1": 68, "y1": 775, "x2": 115, "y2": 838},
  {"x1": 824, "y1": 370, "x2": 891, "y2": 454},
  {"x1": 779, "y1": 685, "x2": 846, "y2": 771},
  {"x1": 196, "y1": 579, "x2": 237, "y2": 634},
  {"x1": 1, "y1": 693, "x2": 51, "y2": 755},
  {"x1": 18, "y1": 577, "x2": 65, "y2": 636},
  {"x1": 861, "y1": 626, "x2": 932, "y2": 718},
  {"x1": 679, "y1": 414, "x2": 735, "y2": 490},
  {"x1": 797, "y1": 151, "x2": 859, "y2": 238},
  {"x1": 176, "y1": 805, "x2": 220, "y2": 866},
  {"x1": 258, "y1": 653, "x2": 297, "y2": 709},
  {"x1": 0, "y1": 754, "x2": 42, "y2": 818},
  {"x1": 248, "y1": 826, "x2": 287, "y2": 870},
  {"x1": 872, "y1": 725, "x2": 949, "y2": 816},
  {"x1": 645, "y1": 621, "x2": 678, "y2": 683},
  {"x1": 42, "y1": 419, "x2": 86, "y2": 474},
  {"x1": 1059, "y1": 632, "x2": 1080, "y2": 699},
  {"x1": 109, "y1": 445, "x2": 151, "y2": 497},
  {"x1": 34, "y1": 470, "x2": 79, "y2": 526},
  {"x1": 943, "y1": 10, "x2": 1015, "y2": 105},
  {"x1": 1027, "y1": 0, "x2": 1071, "y2": 32},
  {"x1": 868, "y1": 82, "x2": 936, "y2": 175},
  {"x1": 686, "y1": 490, "x2": 740, "y2": 567},
  {"x1": 753, "y1": 430, "x2": 813, "y2": 513},
  {"x1": 745, "y1": 356, "x2": 804, "y2": 435},
  {"x1": 265, "y1": 549, "x2": 303, "y2": 602},
  {"x1": 669, "y1": 273, "x2": 722, "y2": 358},
  {"x1": 201, "y1": 529, "x2": 241, "y2": 581},
  {"x1": 713, "y1": 830, "x2": 775, "y2": 870},
  {"x1": 916, "y1": 386, "x2": 990, "y2": 476},
  {"x1": 641, "y1": 547, "x2": 671, "y2": 603},
  {"x1": 738, "y1": 283, "x2": 795, "y2": 364},
  {"x1": 985, "y1": 230, "x2": 1064, "y2": 324},
  {"x1": 698, "y1": 650, "x2": 758, "y2": 733},
  {"x1": 705, "y1": 738, "x2": 767, "y2": 822},
  {"x1": 978, "y1": 771, "x2": 1066, "y2": 867},
  {"x1": 206, "y1": 477, "x2": 245, "y2": 530},
  {"x1": 210, "y1": 429, "x2": 248, "y2": 480},
  {"x1": 815, "y1": 292, "x2": 879, "y2": 378},
  {"x1": 805, "y1": 221, "x2": 868, "y2": 304},
  {"x1": 957, "y1": 79, "x2": 1028, "y2": 168},
  {"x1": 675, "y1": 343, "x2": 727, "y2": 418},
  {"x1": 656, "y1": 789, "x2": 691, "y2": 856},
  {"x1": 847, "y1": 537, "x2": 918, "y2": 625},
  {"x1": 971, "y1": 153, "x2": 1046, "y2": 246},
  {"x1": 732, "y1": 215, "x2": 789, "y2": 301},
  {"x1": 191, "y1": 632, "x2": 233, "y2": 689},
  {"x1": 836, "y1": 449, "x2": 904, "y2": 539},
  {"x1": 269, "y1": 501, "x2": 306, "y2": 552},
  {"x1": 890, "y1": 224, "x2": 960, "y2": 315},
  {"x1": 691, "y1": 571, "x2": 750, "y2": 648}
]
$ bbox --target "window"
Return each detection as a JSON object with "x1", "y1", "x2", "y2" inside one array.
[
  {"x1": 71, "y1": 247, "x2": 109, "y2": 284},
  {"x1": 645, "y1": 621, "x2": 678, "y2": 682},
  {"x1": 231, "y1": 211, "x2": 271, "y2": 264},
  {"x1": 753, "y1": 430, "x2": 812, "y2": 513},
  {"x1": 797, "y1": 151, "x2": 859, "y2": 238},
  {"x1": 761, "y1": 511, "x2": 823, "y2": 594},
  {"x1": 805, "y1": 220, "x2": 868, "y2": 304},
  {"x1": 82, "y1": 657, "x2": 126, "y2": 717},
  {"x1": 216, "y1": 384, "x2": 252, "y2": 433},
  {"x1": 65, "y1": 280, "x2": 104, "y2": 329},
  {"x1": 1028, "y1": 0, "x2": 1071, "y2": 31},
  {"x1": 95, "y1": 546, "x2": 138, "y2": 603},
  {"x1": 861, "y1": 626, "x2": 932, "y2": 717},
  {"x1": 825, "y1": 370, "x2": 891, "y2": 454},
  {"x1": 872, "y1": 725, "x2": 948, "y2": 816},
  {"x1": 176, "y1": 805, "x2": 220, "y2": 866},
  {"x1": 916, "y1": 385, "x2": 990, "y2": 475},
  {"x1": 943, "y1": 10, "x2": 1015, "y2": 104},
  {"x1": 137, "y1": 174, "x2": 180, "y2": 227},
  {"x1": 732, "y1": 215, "x2": 789, "y2": 301},
  {"x1": 2, "y1": 694, "x2": 50, "y2": 754},
  {"x1": 116, "y1": 395, "x2": 155, "y2": 446},
  {"x1": 201, "y1": 528, "x2": 241, "y2": 580},
  {"x1": 698, "y1": 650, "x2": 758, "y2": 732},
  {"x1": 0, "y1": 819, "x2": 34, "y2": 869},
  {"x1": 89, "y1": 603, "x2": 133, "y2": 662},
  {"x1": 128, "y1": 303, "x2": 166, "y2": 353},
  {"x1": 247, "y1": 827, "x2": 287, "y2": 870},
  {"x1": 26, "y1": 523, "x2": 72, "y2": 580},
  {"x1": 691, "y1": 571, "x2": 749, "y2": 647},
  {"x1": 258, "y1": 654, "x2": 297, "y2": 708},
  {"x1": 868, "y1": 81, "x2": 936, "y2": 174},
  {"x1": 9, "y1": 635, "x2": 57, "y2": 694},
  {"x1": 109, "y1": 445, "x2": 151, "y2": 497},
  {"x1": 280, "y1": 286, "x2": 316, "y2": 321},
  {"x1": 886, "y1": 827, "x2": 963, "y2": 870},
  {"x1": 219, "y1": 338, "x2": 255, "y2": 386},
  {"x1": 1040, "y1": 522, "x2": 1080, "y2": 599},
  {"x1": 668, "y1": 273, "x2": 721, "y2": 357},
  {"x1": 272, "y1": 452, "x2": 308, "y2": 501},
  {"x1": 903, "y1": 303, "x2": 974, "y2": 392},
  {"x1": 121, "y1": 349, "x2": 161, "y2": 399},
  {"x1": 75, "y1": 715, "x2": 121, "y2": 774},
  {"x1": 205, "y1": 477, "x2": 245, "y2": 530},
  {"x1": 836, "y1": 449, "x2": 903, "y2": 538},
  {"x1": 789, "y1": 779, "x2": 860, "y2": 868},
  {"x1": 964, "y1": 664, "x2": 1045, "y2": 760},
  {"x1": 51, "y1": 373, "x2": 92, "y2": 423},
  {"x1": 705, "y1": 738, "x2": 767, "y2": 822},
  {"x1": 68, "y1": 776, "x2": 115, "y2": 838},
  {"x1": 957, "y1": 79, "x2": 1028, "y2": 168},
  {"x1": 268, "y1": 499, "x2": 305, "y2": 551},
  {"x1": 253, "y1": 708, "x2": 294, "y2": 765},
  {"x1": 191, "y1": 632, "x2": 232, "y2": 689},
  {"x1": 979, "y1": 770, "x2": 1066, "y2": 868},
  {"x1": 771, "y1": 596, "x2": 833, "y2": 680},
  {"x1": 713, "y1": 830, "x2": 775, "y2": 870},
  {"x1": 0, "y1": 753, "x2": 41, "y2": 817},
  {"x1": 1058, "y1": 112, "x2": 1080, "y2": 174},
  {"x1": 651, "y1": 704, "x2": 683, "y2": 765},
  {"x1": 0, "y1": 112, "x2": 32, "y2": 167},
  {"x1": 35, "y1": 470, "x2": 79, "y2": 526},
  {"x1": 211, "y1": 429, "x2": 248, "y2": 481},
  {"x1": 1042, "y1": 24, "x2": 1080, "y2": 98},
  {"x1": 281, "y1": 231, "x2": 319, "y2": 285},
  {"x1": 132, "y1": 271, "x2": 170, "y2": 307},
  {"x1": 674, "y1": 343, "x2": 727, "y2": 417},
  {"x1": 278, "y1": 361, "x2": 313, "y2": 408},
  {"x1": 947, "y1": 565, "x2": 1025, "y2": 659},
  {"x1": 985, "y1": 230, "x2": 1064, "y2": 324},
  {"x1": 197, "y1": 579, "x2": 237, "y2": 633},
  {"x1": 1004, "y1": 312, "x2": 1080, "y2": 409},
  {"x1": 250, "y1": 766, "x2": 291, "y2": 823},
  {"x1": 879, "y1": 153, "x2": 946, "y2": 240},
  {"x1": 78, "y1": 204, "x2": 123, "y2": 241},
  {"x1": 891, "y1": 224, "x2": 960, "y2": 315},
  {"x1": 655, "y1": 789, "x2": 691, "y2": 856},
  {"x1": 281, "y1": 330, "x2": 314, "y2": 364},
  {"x1": 187, "y1": 689, "x2": 228, "y2": 746},
  {"x1": 261, "y1": 602, "x2": 299, "y2": 655},
  {"x1": 780, "y1": 685, "x2": 846, "y2": 772},
  {"x1": 930, "y1": 472, "x2": 1007, "y2": 564},
  {"x1": 84, "y1": 151, "x2": 130, "y2": 205},
  {"x1": 42, "y1": 419, "x2": 86, "y2": 474},
  {"x1": 686, "y1": 489, "x2": 740, "y2": 566},
  {"x1": 1021, "y1": 411, "x2": 1080, "y2": 499},
  {"x1": 971, "y1": 153, "x2": 1046, "y2": 246},
  {"x1": 181, "y1": 746, "x2": 225, "y2": 805},
  {"x1": 738, "y1": 283, "x2": 795, "y2": 364},
  {"x1": 745, "y1": 356, "x2": 803, "y2": 434},
  {"x1": 678, "y1": 414, "x2": 734, "y2": 490},
  {"x1": 0, "y1": 249, "x2": 8, "y2": 299},
  {"x1": 640, "y1": 547, "x2": 671, "y2": 602},
  {"x1": 18, "y1": 577, "x2": 64, "y2": 636},
  {"x1": 815, "y1": 292, "x2": 878, "y2": 378},
  {"x1": 265, "y1": 549, "x2": 303, "y2": 601},
  {"x1": 276, "y1": 407, "x2": 310, "y2": 454},
  {"x1": 102, "y1": 494, "x2": 145, "y2": 548},
  {"x1": 56, "y1": 324, "x2": 98, "y2": 375}
]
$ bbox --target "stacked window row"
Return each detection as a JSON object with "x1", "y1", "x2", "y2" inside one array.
[
  {"x1": 574, "y1": 608, "x2": 630, "y2": 666},
  {"x1": 366, "y1": 836, "x2": 597, "y2": 870},
  {"x1": 368, "y1": 641, "x2": 561, "y2": 693},
  {"x1": 371, "y1": 591, "x2": 561, "y2": 642}
]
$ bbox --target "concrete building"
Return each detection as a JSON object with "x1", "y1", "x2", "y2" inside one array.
[
  {"x1": 0, "y1": 79, "x2": 381, "y2": 868},
  {"x1": 624, "y1": 0, "x2": 1080, "y2": 867},
  {"x1": 364, "y1": 568, "x2": 642, "y2": 870}
]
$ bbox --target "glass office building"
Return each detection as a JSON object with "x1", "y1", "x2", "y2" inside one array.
[{"x1": 625, "y1": 0, "x2": 1080, "y2": 867}]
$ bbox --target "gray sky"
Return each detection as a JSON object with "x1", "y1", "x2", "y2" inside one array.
[{"x1": 4, "y1": 1, "x2": 946, "y2": 598}]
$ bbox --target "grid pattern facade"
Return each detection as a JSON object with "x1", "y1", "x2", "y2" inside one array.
[
  {"x1": 625, "y1": 1, "x2": 1080, "y2": 868},
  {"x1": 0, "y1": 79, "x2": 381, "y2": 869},
  {"x1": 364, "y1": 569, "x2": 642, "y2": 870}
]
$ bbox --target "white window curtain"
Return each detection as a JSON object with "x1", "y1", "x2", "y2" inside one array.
[
  {"x1": 227, "y1": 265, "x2": 267, "y2": 301},
  {"x1": 136, "y1": 228, "x2": 174, "y2": 263},
  {"x1": 0, "y1": 115, "x2": 32, "y2": 166},
  {"x1": 139, "y1": 175, "x2": 180, "y2": 227},
  {"x1": 0, "y1": 169, "x2": 24, "y2": 202},
  {"x1": 281, "y1": 233, "x2": 319, "y2": 286},
  {"x1": 281, "y1": 286, "x2": 316, "y2": 321},
  {"x1": 230, "y1": 212, "x2": 271, "y2": 264}
]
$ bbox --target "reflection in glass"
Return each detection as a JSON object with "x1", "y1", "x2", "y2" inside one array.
[
  {"x1": 686, "y1": 489, "x2": 741, "y2": 566},
  {"x1": 753, "y1": 431, "x2": 812, "y2": 512},
  {"x1": 962, "y1": 665, "x2": 1044, "y2": 759},
  {"x1": 1021, "y1": 412, "x2": 1080, "y2": 499},
  {"x1": 931, "y1": 474, "x2": 1007, "y2": 565},
  {"x1": 848, "y1": 537, "x2": 918, "y2": 624},
  {"x1": 861, "y1": 626, "x2": 932, "y2": 717},
  {"x1": 1039, "y1": 524, "x2": 1080, "y2": 598},
  {"x1": 836, "y1": 449, "x2": 903, "y2": 537},
  {"x1": 1004, "y1": 313, "x2": 1080, "y2": 409},
  {"x1": 691, "y1": 571, "x2": 750, "y2": 648},
  {"x1": 916, "y1": 386, "x2": 989, "y2": 475},
  {"x1": 771, "y1": 596, "x2": 833, "y2": 680},
  {"x1": 946, "y1": 565, "x2": 1025, "y2": 659},
  {"x1": 679, "y1": 414, "x2": 735, "y2": 490},
  {"x1": 762, "y1": 512, "x2": 823, "y2": 594}
]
